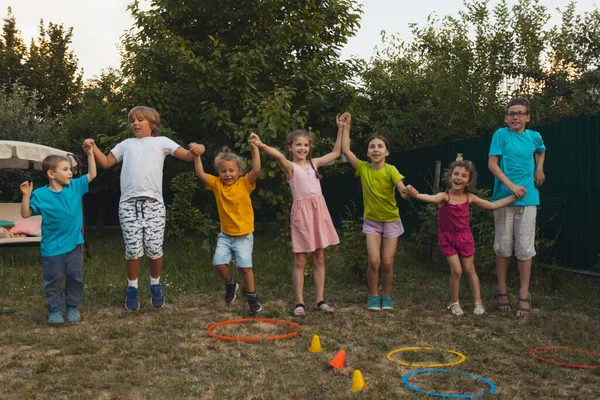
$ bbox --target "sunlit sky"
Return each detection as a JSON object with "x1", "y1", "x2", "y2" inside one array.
[{"x1": 0, "y1": 0, "x2": 597, "y2": 80}]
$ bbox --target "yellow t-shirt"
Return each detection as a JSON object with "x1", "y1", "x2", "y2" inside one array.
[
  {"x1": 206, "y1": 174, "x2": 256, "y2": 236},
  {"x1": 356, "y1": 160, "x2": 405, "y2": 222}
]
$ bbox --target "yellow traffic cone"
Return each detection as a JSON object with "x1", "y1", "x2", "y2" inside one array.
[
  {"x1": 308, "y1": 335, "x2": 322, "y2": 352},
  {"x1": 351, "y1": 370, "x2": 366, "y2": 392}
]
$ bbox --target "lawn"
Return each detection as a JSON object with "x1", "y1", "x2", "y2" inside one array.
[{"x1": 1, "y1": 229, "x2": 599, "y2": 399}]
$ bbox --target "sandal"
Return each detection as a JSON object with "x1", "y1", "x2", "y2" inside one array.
[
  {"x1": 314, "y1": 301, "x2": 334, "y2": 313},
  {"x1": 447, "y1": 302, "x2": 464, "y2": 316},
  {"x1": 516, "y1": 295, "x2": 532, "y2": 319},
  {"x1": 473, "y1": 302, "x2": 485, "y2": 315},
  {"x1": 293, "y1": 303, "x2": 305, "y2": 317},
  {"x1": 495, "y1": 290, "x2": 512, "y2": 312}
]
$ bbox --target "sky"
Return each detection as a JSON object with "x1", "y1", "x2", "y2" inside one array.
[{"x1": 0, "y1": 0, "x2": 598, "y2": 80}]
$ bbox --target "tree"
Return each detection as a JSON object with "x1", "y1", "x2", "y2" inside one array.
[
  {"x1": 0, "y1": 7, "x2": 26, "y2": 94},
  {"x1": 22, "y1": 20, "x2": 83, "y2": 116}
]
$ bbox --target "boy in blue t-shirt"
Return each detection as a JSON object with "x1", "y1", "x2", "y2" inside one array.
[
  {"x1": 20, "y1": 142, "x2": 96, "y2": 324},
  {"x1": 488, "y1": 97, "x2": 546, "y2": 319}
]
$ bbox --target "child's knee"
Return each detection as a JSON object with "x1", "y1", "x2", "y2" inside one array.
[
  {"x1": 380, "y1": 260, "x2": 393, "y2": 273},
  {"x1": 450, "y1": 269, "x2": 462, "y2": 279}
]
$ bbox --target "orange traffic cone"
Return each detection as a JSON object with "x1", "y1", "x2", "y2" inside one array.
[
  {"x1": 351, "y1": 370, "x2": 366, "y2": 392},
  {"x1": 308, "y1": 335, "x2": 322, "y2": 352},
  {"x1": 329, "y1": 350, "x2": 346, "y2": 369}
]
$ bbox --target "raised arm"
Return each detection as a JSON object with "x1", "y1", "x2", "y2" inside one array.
[
  {"x1": 534, "y1": 151, "x2": 545, "y2": 187},
  {"x1": 488, "y1": 156, "x2": 526, "y2": 199},
  {"x1": 189, "y1": 143, "x2": 209, "y2": 185},
  {"x1": 249, "y1": 133, "x2": 294, "y2": 180},
  {"x1": 411, "y1": 190, "x2": 447, "y2": 205},
  {"x1": 20, "y1": 181, "x2": 33, "y2": 218},
  {"x1": 82, "y1": 139, "x2": 97, "y2": 183},
  {"x1": 173, "y1": 146, "x2": 197, "y2": 162},
  {"x1": 247, "y1": 139, "x2": 261, "y2": 185},
  {"x1": 340, "y1": 113, "x2": 358, "y2": 169},
  {"x1": 312, "y1": 114, "x2": 343, "y2": 168},
  {"x1": 87, "y1": 139, "x2": 118, "y2": 169},
  {"x1": 470, "y1": 193, "x2": 517, "y2": 210}
]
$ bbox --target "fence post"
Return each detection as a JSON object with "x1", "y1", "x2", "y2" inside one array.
[{"x1": 426, "y1": 161, "x2": 442, "y2": 263}]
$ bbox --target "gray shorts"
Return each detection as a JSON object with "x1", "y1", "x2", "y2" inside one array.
[
  {"x1": 119, "y1": 197, "x2": 166, "y2": 260},
  {"x1": 493, "y1": 206, "x2": 537, "y2": 260}
]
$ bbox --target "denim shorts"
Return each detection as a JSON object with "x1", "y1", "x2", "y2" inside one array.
[
  {"x1": 213, "y1": 232, "x2": 254, "y2": 268},
  {"x1": 362, "y1": 218, "x2": 405, "y2": 239}
]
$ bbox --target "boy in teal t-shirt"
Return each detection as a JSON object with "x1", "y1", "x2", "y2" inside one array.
[
  {"x1": 488, "y1": 97, "x2": 546, "y2": 319},
  {"x1": 20, "y1": 143, "x2": 96, "y2": 324}
]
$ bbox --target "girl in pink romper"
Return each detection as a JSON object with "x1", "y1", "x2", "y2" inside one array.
[
  {"x1": 249, "y1": 116, "x2": 345, "y2": 316},
  {"x1": 407, "y1": 155, "x2": 517, "y2": 315}
]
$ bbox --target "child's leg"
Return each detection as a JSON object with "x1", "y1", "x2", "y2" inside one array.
[
  {"x1": 41, "y1": 254, "x2": 66, "y2": 312},
  {"x1": 148, "y1": 257, "x2": 163, "y2": 280},
  {"x1": 460, "y1": 256, "x2": 481, "y2": 304},
  {"x1": 366, "y1": 234, "x2": 382, "y2": 296},
  {"x1": 64, "y1": 245, "x2": 84, "y2": 308},
  {"x1": 215, "y1": 264, "x2": 232, "y2": 282},
  {"x1": 293, "y1": 253, "x2": 307, "y2": 305},
  {"x1": 237, "y1": 268, "x2": 255, "y2": 292},
  {"x1": 312, "y1": 248, "x2": 325, "y2": 303},
  {"x1": 446, "y1": 254, "x2": 463, "y2": 303},
  {"x1": 143, "y1": 199, "x2": 166, "y2": 282},
  {"x1": 126, "y1": 259, "x2": 141, "y2": 281},
  {"x1": 380, "y1": 237, "x2": 398, "y2": 297}
]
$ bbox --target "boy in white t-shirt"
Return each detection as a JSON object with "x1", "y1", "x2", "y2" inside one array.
[{"x1": 88, "y1": 106, "x2": 199, "y2": 310}]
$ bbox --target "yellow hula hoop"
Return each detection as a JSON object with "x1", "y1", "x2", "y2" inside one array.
[{"x1": 386, "y1": 347, "x2": 467, "y2": 368}]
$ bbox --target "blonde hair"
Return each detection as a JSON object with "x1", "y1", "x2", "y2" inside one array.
[
  {"x1": 286, "y1": 130, "x2": 321, "y2": 180},
  {"x1": 443, "y1": 153, "x2": 478, "y2": 192},
  {"x1": 128, "y1": 106, "x2": 161, "y2": 136},
  {"x1": 214, "y1": 146, "x2": 245, "y2": 171}
]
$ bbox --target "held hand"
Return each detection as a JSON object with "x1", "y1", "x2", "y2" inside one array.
[
  {"x1": 20, "y1": 181, "x2": 33, "y2": 196},
  {"x1": 336, "y1": 113, "x2": 344, "y2": 129},
  {"x1": 509, "y1": 183, "x2": 527, "y2": 199},
  {"x1": 342, "y1": 112, "x2": 351, "y2": 129},
  {"x1": 403, "y1": 185, "x2": 419, "y2": 197},
  {"x1": 248, "y1": 132, "x2": 263, "y2": 148},
  {"x1": 534, "y1": 169, "x2": 545, "y2": 187},
  {"x1": 188, "y1": 143, "x2": 205, "y2": 157},
  {"x1": 82, "y1": 138, "x2": 95, "y2": 151}
]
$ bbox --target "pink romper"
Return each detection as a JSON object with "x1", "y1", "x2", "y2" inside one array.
[
  {"x1": 287, "y1": 163, "x2": 340, "y2": 253},
  {"x1": 438, "y1": 191, "x2": 475, "y2": 258}
]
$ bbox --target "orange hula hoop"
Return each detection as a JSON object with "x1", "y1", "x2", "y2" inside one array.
[{"x1": 207, "y1": 318, "x2": 300, "y2": 342}]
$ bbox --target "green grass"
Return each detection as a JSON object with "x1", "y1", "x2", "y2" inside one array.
[{"x1": 1, "y1": 229, "x2": 599, "y2": 399}]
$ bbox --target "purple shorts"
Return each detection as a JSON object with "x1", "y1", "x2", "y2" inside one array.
[
  {"x1": 438, "y1": 230, "x2": 475, "y2": 258},
  {"x1": 363, "y1": 218, "x2": 405, "y2": 239}
]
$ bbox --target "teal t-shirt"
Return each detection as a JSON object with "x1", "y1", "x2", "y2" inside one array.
[
  {"x1": 356, "y1": 160, "x2": 405, "y2": 222},
  {"x1": 29, "y1": 176, "x2": 89, "y2": 257},
  {"x1": 488, "y1": 127, "x2": 546, "y2": 206}
]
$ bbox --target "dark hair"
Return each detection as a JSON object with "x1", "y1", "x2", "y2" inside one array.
[
  {"x1": 286, "y1": 129, "x2": 321, "y2": 180},
  {"x1": 366, "y1": 135, "x2": 391, "y2": 151},
  {"x1": 443, "y1": 156, "x2": 477, "y2": 192},
  {"x1": 506, "y1": 97, "x2": 530, "y2": 114},
  {"x1": 42, "y1": 155, "x2": 71, "y2": 180},
  {"x1": 214, "y1": 146, "x2": 245, "y2": 171},
  {"x1": 128, "y1": 106, "x2": 162, "y2": 136}
]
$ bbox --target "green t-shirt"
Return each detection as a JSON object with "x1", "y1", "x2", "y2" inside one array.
[{"x1": 356, "y1": 160, "x2": 405, "y2": 222}]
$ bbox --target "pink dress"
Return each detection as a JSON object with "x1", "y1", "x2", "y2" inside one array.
[
  {"x1": 438, "y1": 191, "x2": 475, "y2": 258},
  {"x1": 287, "y1": 162, "x2": 340, "y2": 253}
]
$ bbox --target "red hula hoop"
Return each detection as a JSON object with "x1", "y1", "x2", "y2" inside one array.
[
  {"x1": 207, "y1": 318, "x2": 300, "y2": 342},
  {"x1": 529, "y1": 346, "x2": 600, "y2": 369}
]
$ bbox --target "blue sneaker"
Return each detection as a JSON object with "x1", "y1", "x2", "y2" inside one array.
[
  {"x1": 150, "y1": 283, "x2": 165, "y2": 308},
  {"x1": 367, "y1": 295, "x2": 381, "y2": 311},
  {"x1": 48, "y1": 310, "x2": 64, "y2": 325},
  {"x1": 66, "y1": 306, "x2": 80, "y2": 323},
  {"x1": 125, "y1": 286, "x2": 140, "y2": 310},
  {"x1": 380, "y1": 296, "x2": 394, "y2": 310}
]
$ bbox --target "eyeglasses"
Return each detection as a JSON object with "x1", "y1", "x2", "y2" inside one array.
[{"x1": 506, "y1": 111, "x2": 528, "y2": 117}]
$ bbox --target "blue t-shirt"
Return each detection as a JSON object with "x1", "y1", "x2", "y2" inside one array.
[
  {"x1": 29, "y1": 176, "x2": 89, "y2": 257},
  {"x1": 488, "y1": 127, "x2": 546, "y2": 206}
]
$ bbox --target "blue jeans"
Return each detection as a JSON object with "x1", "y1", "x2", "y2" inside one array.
[
  {"x1": 213, "y1": 232, "x2": 254, "y2": 268},
  {"x1": 41, "y1": 244, "x2": 84, "y2": 312}
]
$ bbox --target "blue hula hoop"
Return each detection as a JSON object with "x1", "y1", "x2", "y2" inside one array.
[{"x1": 402, "y1": 369, "x2": 496, "y2": 399}]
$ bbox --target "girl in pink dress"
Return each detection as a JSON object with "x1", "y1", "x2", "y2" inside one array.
[
  {"x1": 408, "y1": 155, "x2": 517, "y2": 315},
  {"x1": 249, "y1": 115, "x2": 345, "y2": 316}
]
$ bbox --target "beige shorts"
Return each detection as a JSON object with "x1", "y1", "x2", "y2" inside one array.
[{"x1": 493, "y1": 206, "x2": 537, "y2": 260}]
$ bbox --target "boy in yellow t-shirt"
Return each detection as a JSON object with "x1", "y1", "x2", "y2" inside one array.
[{"x1": 190, "y1": 140, "x2": 262, "y2": 313}]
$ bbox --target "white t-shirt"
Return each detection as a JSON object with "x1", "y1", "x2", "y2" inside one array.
[{"x1": 111, "y1": 136, "x2": 180, "y2": 203}]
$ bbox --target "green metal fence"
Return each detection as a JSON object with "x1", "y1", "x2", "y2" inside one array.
[{"x1": 322, "y1": 116, "x2": 600, "y2": 272}]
